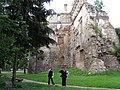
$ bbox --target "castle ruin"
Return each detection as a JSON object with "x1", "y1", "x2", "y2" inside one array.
[{"x1": 28, "y1": 0, "x2": 120, "y2": 73}]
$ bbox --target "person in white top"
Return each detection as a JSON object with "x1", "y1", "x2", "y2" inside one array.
[{"x1": 48, "y1": 68, "x2": 55, "y2": 85}]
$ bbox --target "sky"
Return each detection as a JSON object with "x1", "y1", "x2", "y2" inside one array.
[{"x1": 45, "y1": 0, "x2": 120, "y2": 28}]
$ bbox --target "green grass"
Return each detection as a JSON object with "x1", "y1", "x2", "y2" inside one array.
[
  {"x1": 2, "y1": 68, "x2": 120, "y2": 89},
  {"x1": 0, "y1": 82, "x2": 91, "y2": 90}
]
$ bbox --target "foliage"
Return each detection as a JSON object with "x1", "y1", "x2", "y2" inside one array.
[
  {"x1": 115, "y1": 28, "x2": 120, "y2": 41},
  {"x1": 94, "y1": 0, "x2": 104, "y2": 11},
  {"x1": 0, "y1": 15, "x2": 21, "y2": 70},
  {"x1": 91, "y1": 24, "x2": 102, "y2": 37},
  {"x1": 112, "y1": 43, "x2": 120, "y2": 63},
  {"x1": 0, "y1": 74, "x2": 11, "y2": 88},
  {"x1": 37, "y1": 50, "x2": 45, "y2": 60},
  {"x1": 17, "y1": 57, "x2": 28, "y2": 70},
  {"x1": 0, "y1": 0, "x2": 56, "y2": 63}
]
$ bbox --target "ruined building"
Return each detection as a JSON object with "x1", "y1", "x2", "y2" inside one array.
[{"x1": 28, "y1": 0, "x2": 120, "y2": 73}]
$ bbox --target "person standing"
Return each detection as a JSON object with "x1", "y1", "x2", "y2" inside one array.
[
  {"x1": 59, "y1": 69, "x2": 69, "y2": 86},
  {"x1": 48, "y1": 68, "x2": 55, "y2": 85}
]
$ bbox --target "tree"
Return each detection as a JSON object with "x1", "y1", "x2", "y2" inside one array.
[
  {"x1": 0, "y1": 0, "x2": 56, "y2": 87},
  {"x1": 0, "y1": 15, "x2": 29, "y2": 86}
]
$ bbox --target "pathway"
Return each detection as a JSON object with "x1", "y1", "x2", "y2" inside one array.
[{"x1": 23, "y1": 79, "x2": 120, "y2": 90}]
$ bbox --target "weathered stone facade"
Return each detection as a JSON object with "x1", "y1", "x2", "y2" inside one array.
[{"x1": 28, "y1": 0, "x2": 120, "y2": 73}]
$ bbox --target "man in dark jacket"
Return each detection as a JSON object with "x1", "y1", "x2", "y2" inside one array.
[
  {"x1": 59, "y1": 69, "x2": 68, "y2": 86},
  {"x1": 48, "y1": 68, "x2": 55, "y2": 85}
]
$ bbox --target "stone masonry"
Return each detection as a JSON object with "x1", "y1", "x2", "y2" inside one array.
[{"x1": 28, "y1": 0, "x2": 120, "y2": 73}]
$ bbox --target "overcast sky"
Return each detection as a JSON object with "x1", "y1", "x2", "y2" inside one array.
[{"x1": 45, "y1": 0, "x2": 120, "y2": 28}]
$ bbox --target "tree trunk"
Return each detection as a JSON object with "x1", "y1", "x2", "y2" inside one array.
[
  {"x1": 35, "y1": 57, "x2": 38, "y2": 73},
  {"x1": 12, "y1": 52, "x2": 17, "y2": 87},
  {"x1": 0, "y1": 68, "x2": 1, "y2": 74},
  {"x1": 24, "y1": 68, "x2": 26, "y2": 74},
  {"x1": 35, "y1": 50, "x2": 38, "y2": 73}
]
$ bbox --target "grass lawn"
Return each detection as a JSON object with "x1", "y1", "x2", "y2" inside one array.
[
  {"x1": 0, "y1": 82, "x2": 92, "y2": 90},
  {"x1": 2, "y1": 68, "x2": 120, "y2": 89}
]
